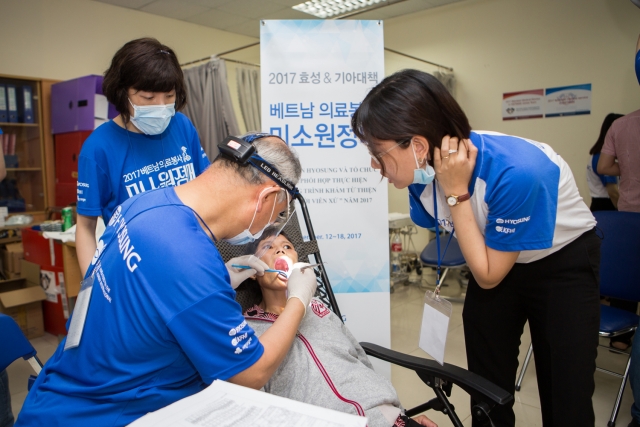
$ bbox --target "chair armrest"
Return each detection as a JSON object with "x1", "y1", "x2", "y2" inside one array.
[{"x1": 360, "y1": 342, "x2": 513, "y2": 406}]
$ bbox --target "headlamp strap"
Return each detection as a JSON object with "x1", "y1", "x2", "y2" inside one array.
[{"x1": 248, "y1": 156, "x2": 299, "y2": 196}]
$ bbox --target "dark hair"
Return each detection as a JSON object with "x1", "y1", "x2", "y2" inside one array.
[
  {"x1": 589, "y1": 113, "x2": 623, "y2": 155},
  {"x1": 102, "y1": 38, "x2": 187, "y2": 123},
  {"x1": 243, "y1": 227, "x2": 293, "y2": 256},
  {"x1": 352, "y1": 69, "x2": 471, "y2": 175}
]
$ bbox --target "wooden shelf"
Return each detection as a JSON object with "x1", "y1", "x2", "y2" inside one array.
[
  {"x1": 0, "y1": 74, "x2": 50, "y2": 214},
  {"x1": 0, "y1": 122, "x2": 39, "y2": 127}
]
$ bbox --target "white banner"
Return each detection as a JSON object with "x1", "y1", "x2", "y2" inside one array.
[{"x1": 261, "y1": 20, "x2": 390, "y2": 375}]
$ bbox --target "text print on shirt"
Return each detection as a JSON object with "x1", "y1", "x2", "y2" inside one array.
[
  {"x1": 495, "y1": 216, "x2": 531, "y2": 235},
  {"x1": 93, "y1": 205, "x2": 142, "y2": 273},
  {"x1": 122, "y1": 147, "x2": 195, "y2": 198}
]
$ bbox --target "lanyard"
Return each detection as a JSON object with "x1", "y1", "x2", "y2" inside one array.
[{"x1": 432, "y1": 183, "x2": 454, "y2": 296}]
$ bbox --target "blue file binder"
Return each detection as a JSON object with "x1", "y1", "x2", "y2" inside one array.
[
  {"x1": 20, "y1": 85, "x2": 34, "y2": 123},
  {"x1": 0, "y1": 85, "x2": 7, "y2": 123},
  {"x1": 6, "y1": 85, "x2": 18, "y2": 123}
]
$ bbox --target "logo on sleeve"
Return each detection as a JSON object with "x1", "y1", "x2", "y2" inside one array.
[
  {"x1": 496, "y1": 216, "x2": 530, "y2": 225},
  {"x1": 229, "y1": 320, "x2": 247, "y2": 336},
  {"x1": 495, "y1": 226, "x2": 515, "y2": 234},
  {"x1": 311, "y1": 300, "x2": 330, "y2": 318}
]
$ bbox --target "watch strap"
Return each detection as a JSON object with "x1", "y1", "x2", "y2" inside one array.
[
  {"x1": 448, "y1": 192, "x2": 471, "y2": 206},
  {"x1": 457, "y1": 192, "x2": 471, "y2": 203}
]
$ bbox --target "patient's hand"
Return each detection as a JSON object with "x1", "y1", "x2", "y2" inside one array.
[{"x1": 413, "y1": 415, "x2": 438, "y2": 427}]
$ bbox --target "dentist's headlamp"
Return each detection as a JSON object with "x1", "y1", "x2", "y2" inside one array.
[{"x1": 218, "y1": 134, "x2": 299, "y2": 196}]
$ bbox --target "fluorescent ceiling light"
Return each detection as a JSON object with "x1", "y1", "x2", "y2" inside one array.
[{"x1": 292, "y1": 0, "x2": 386, "y2": 18}]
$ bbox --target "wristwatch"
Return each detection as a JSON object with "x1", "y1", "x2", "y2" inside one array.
[{"x1": 446, "y1": 193, "x2": 471, "y2": 207}]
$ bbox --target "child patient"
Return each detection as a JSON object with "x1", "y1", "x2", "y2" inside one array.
[{"x1": 242, "y1": 227, "x2": 437, "y2": 427}]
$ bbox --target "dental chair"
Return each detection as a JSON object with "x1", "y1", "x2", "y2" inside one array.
[{"x1": 216, "y1": 193, "x2": 512, "y2": 427}]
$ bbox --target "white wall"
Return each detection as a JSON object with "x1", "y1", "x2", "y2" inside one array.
[
  {"x1": 0, "y1": 0, "x2": 258, "y2": 80},
  {"x1": 381, "y1": 0, "x2": 640, "y2": 250},
  {"x1": 3, "y1": 0, "x2": 639, "y2": 249},
  {"x1": 0, "y1": 0, "x2": 257, "y2": 131}
]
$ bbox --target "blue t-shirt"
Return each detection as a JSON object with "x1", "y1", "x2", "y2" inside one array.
[
  {"x1": 76, "y1": 112, "x2": 210, "y2": 222},
  {"x1": 16, "y1": 188, "x2": 263, "y2": 427},
  {"x1": 409, "y1": 131, "x2": 595, "y2": 263}
]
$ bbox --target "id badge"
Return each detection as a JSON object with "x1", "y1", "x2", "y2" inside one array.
[
  {"x1": 419, "y1": 290, "x2": 452, "y2": 365},
  {"x1": 64, "y1": 275, "x2": 95, "y2": 350}
]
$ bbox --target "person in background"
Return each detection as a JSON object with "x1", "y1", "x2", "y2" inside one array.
[
  {"x1": 590, "y1": 113, "x2": 635, "y2": 351},
  {"x1": 597, "y1": 36, "x2": 640, "y2": 214},
  {"x1": 75, "y1": 38, "x2": 210, "y2": 277},
  {"x1": 609, "y1": 30, "x2": 640, "y2": 427},
  {"x1": 242, "y1": 227, "x2": 437, "y2": 427},
  {"x1": 587, "y1": 113, "x2": 622, "y2": 212}
]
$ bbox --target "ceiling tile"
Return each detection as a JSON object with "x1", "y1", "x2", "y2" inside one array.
[
  {"x1": 184, "y1": 8, "x2": 248, "y2": 27},
  {"x1": 217, "y1": 0, "x2": 288, "y2": 19},
  {"x1": 93, "y1": 0, "x2": 470, "y2": 39},
  {"x1": 140, "y1": 0, "x2": 210, "y2": 20},
  {"x1": 260, "y1": 7, "x2": 315, "y2": 20},
  {"x1": 269, "y1": 0, "x2": 310, "y2": 6},
  {"x1": 182, "y1": 0, "x2": 235, "y2": 7},
  {"x1": 223, "y1": 19, "x2": 262, "y2": 38},
  {"x1": 94, "y1": 0, "x2": 156, "y2": 9}
]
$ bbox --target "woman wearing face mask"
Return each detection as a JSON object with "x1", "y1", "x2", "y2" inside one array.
[
  {"x1": 352, "y1": 69, "x2": 600, "y2": 427},
  {"x1": 75, "y1": 38, "x2": 210, "y2": 276}
]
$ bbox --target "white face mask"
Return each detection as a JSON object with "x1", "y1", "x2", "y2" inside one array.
[
  {"x1": 128, "y1": 99, "x2": 175, "y2": 135},
  {"x1": 224, "y1": 189, "x2": 278, "y2": 246}
]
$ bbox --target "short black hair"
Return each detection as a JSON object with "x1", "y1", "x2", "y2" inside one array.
[
  {"x1": 352, "y1": 69, "x2": 471, "y2": 176},
  {"x1": 102, "y1": 38, "x2": 187, "y2": 123}
]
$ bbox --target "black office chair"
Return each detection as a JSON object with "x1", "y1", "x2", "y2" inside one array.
[
  {"x1": 217, "y1": 193, "x2": 512, "y2": 427},
  {"x1": 515, "y1": 211, "x2": 640, "y2": 427}
]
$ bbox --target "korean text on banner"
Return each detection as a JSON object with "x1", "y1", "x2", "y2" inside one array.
[{"x1": 261, "y1": 20, "x2": 390, "y2": 374}]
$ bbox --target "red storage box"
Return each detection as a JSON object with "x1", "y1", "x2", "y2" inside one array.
[
  {"x1": 22, "y1": 228, "x2": 69, "y2": 335},
  {"x1": 40, "y1": 266, "x2": 69, "y2": 336},
  {"x1": 55, "y1": 182, "x2": 77, "y2": 208},
  {"x1": 54, "y1": 131, "x2": 91, "y2": 184},
  {"x1": 22, "y1": 228, "x2": 64, "y2": 268}
]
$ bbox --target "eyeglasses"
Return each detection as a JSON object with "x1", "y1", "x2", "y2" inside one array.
[{"x1": 369, "y1": 138, "x2": 411, "y2": 166}]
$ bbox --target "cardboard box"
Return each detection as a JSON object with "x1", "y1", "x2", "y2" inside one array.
[
  {"x1": 0, "y1": 228, "x2": 21, "y2": 245},
  {"x1": 62, "y1": 242, "x2": 81, "y2": 298},
  {"x1": 2, "y1": 242, "x2": 24, "y2": 275},
  {"x1": 0, "y1": 260, "x2": 46, "y2": 339}
]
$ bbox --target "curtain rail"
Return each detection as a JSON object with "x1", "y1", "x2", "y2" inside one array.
[
  {"x1": 180, "y1": 41, "x2": 453, "y2": 72},
  {"x1": 180, "y1": 42, "x2": 260, "y2": 67}
]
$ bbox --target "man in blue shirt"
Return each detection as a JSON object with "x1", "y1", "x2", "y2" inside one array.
[{"x1": 15, "y1": 134, "x2": 317, "y2": 427}]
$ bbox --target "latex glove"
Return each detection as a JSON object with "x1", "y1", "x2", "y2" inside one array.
[
  {"x1": 287, "y1": 263, "x2": 317, "y2": 315},
  {"x1": 225, "y1": 255, "x2": 269, "y2": 289}
]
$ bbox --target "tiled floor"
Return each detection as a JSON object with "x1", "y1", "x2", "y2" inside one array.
[
  {"x1": 5, "y1": 270, "x2": 637, "y2": 426},
  {"x1": 389, "y1": 269, "x2": 635, "y2": 427}
]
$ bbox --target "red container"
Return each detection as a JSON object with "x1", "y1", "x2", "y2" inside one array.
[
  {"x1": 55, "y1": 131, "x2": 91, "y2": 184},
  {"x1": 22, "y1": 228, "x2": 68, "y2": 335}
]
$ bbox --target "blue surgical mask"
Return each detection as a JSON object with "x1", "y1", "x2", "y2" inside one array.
[
  {"x1": 129, "y1": 99, "x2": 175, "y2": 135},
  {"x1": 635, "y1": 49, "x2": 640, "y2": 85},
  {"x1": 412, "y1": 142, "x2": 435, "y2": 185},
  {"x1": 224, "y1": 189, "x2": 277, "y2": 245}
]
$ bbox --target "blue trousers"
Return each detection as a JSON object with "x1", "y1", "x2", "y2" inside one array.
[{"x1": 0, "y1": 369, "x2": 14, "y2": 427}]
